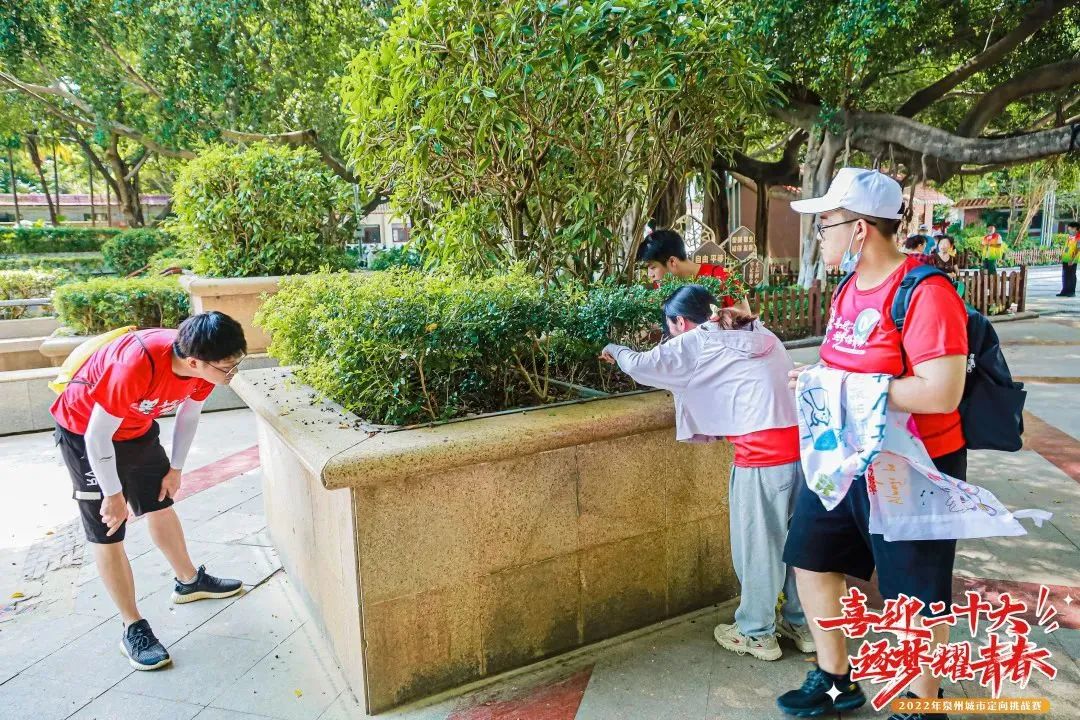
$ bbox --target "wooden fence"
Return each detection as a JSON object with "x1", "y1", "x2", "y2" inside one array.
[
  {"x1": 958, "y1": 247, "x2": 1062, "y2": 268},
  {"x1": 749, "y1": 265, "x2": 1029, "y2": 340}
]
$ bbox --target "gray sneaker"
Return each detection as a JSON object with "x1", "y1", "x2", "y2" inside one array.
[
  {"x1": 776, "y1": 616, "x2": 816, "y2": 653},
  {"x1": 713, "y1": 622, "x2": 783, "y2": 661}
]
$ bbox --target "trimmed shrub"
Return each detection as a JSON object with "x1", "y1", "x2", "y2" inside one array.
[
  {"x1": 0, "y1": 253, "x2": 108, "y2": 275},
  {"x1": 53, "y1": 277, "x2": 190, "y2": 335},
  {"x1": 146, "y1": 245, "x2": 198, "y2": 275},
  {"x1": 257, "y1": 268, "x2": 730, "y2": 426},
  {"x1": 369, "y1": 245, "x2": 423, "y2": 271},
  {"x1": 101, "y1": 229, "x2": 174, "y2": 275},
  {"x1": 0, "y1": 268, "x2": 72, "y2": 319},
  {"x1": 169, "y1": 142, "x2": 355, "y2": 278},
  {"x1": 0, "y1": 227, "x2": 121, "y2": 254}
]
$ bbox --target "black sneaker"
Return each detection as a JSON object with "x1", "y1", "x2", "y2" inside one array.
[
  {"x1": 171, "y1": 565, "x2": 243, "y2": 604},
  {"x1": 887, "y1": 689, "x2": 948, "y2": 720},
  {"x1": 777, "y1": 666, "x2": 867, "y2": 717},
  {"x1": 120, "y1": 619, "x2": 171, "y2": 670}
]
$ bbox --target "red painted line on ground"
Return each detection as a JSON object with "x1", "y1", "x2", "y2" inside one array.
[
  {"x1": 844, "y1": 574, "x2": 1079, "y2": 631},
  {"x1": 175, "y1": 445, "x2": 260, "y2": 502},
  {"x1": 448, "y1": 667, "x2": 593, "y2": 720},
  {"x1": 1022, "y1": 411, "x2": 1080, "y2": 484}
]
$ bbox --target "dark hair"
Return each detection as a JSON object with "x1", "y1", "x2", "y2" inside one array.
[
  {"x1": 1068, "y1": 221, "x2": 1080, "y2": 231},
  {"x1": 662, "y1": 285, "x2": 717, "y2": 326},
  {"x1": 173, "y1": 311, "x2": 247, "y2": 362},
  {"x1": 904, "y1": 234, "x2": 928, "y2": 251},
  {"x1": 937, "y1": 234, "x2": 954, "y2": 248},
  {"x1": 637, "y1": 229, "x2": 688, "y2": 264}
]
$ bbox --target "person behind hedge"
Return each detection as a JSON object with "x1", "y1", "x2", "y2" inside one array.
[
  {"x1": 981, "y1": 224, "x2": 1004, "y2": 274},
  {"x1": 783, "y1": 168, "x2": 968, "y2": 720},
  {"x1": 636, "y1": 229, "x2": 751, "y2": 311},
  {"x1": 1058, "y1": 221, "x2": 1078, "y2": 298},
  {"x1": 599, "y1": 285, "x2": 815, "y2": 663},
  {"x1": 50, "y1": 311, "x2": 248, "y2": 671},
  {"x1": 930, "y1": 235, "x2": 960, "y2": 281}
]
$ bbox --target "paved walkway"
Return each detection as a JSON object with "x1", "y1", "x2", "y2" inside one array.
[{"x1": 0, "y1": 266, "x2": 1077, "y2": 719}]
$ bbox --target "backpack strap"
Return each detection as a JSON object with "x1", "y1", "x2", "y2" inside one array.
[
  {"x1": 890, "y1": 264, "x2": 951, "y2": 332},
  {"x1": 830, "y1": 271, "x2": 856, "y2": 309}
]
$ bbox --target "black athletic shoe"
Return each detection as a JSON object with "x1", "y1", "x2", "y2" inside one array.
[
  {"x1": 171, "y1": 565, "x2": 243, "y2": 604},
  {"x1": 121, "y1": 619, "x2": 171, "y2": 670},
  {"x1": 887, "y1": 689, "x2": 948, "y2": 720},
  {"x1": 777, "y1": 666, "x2": 867, "y2": 717}
]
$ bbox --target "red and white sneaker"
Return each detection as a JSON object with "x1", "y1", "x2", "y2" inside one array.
[{"x1": 713, "y1": 622, "x2": 782, "y2": 661}]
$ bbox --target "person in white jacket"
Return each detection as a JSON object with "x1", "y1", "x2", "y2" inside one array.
[{"x1": 601, "y1": 285, "x2": 814, "y2": 662}]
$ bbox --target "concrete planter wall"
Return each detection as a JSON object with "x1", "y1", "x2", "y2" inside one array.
[
  {"x1": 0, "y1": 317, "x2": 61, "y2": 371},
  {"x1": 179, "y1": 275, "x2": 283, "y2": 353},
  {"x1": 232, "y1": 367, "x2": 737, "y2": 713}
]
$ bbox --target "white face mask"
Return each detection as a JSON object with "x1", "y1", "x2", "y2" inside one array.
[{"x1": 839, "y1": 224, "x2": 864, "y2": 273}]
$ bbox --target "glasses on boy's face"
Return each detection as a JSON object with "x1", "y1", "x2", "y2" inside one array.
[
  {"x1": 206, "y1": 354, "x2": 246, "y2": 380},
  {"x1": 813, "y1": 217, "x2": 877, "y2": 244}
]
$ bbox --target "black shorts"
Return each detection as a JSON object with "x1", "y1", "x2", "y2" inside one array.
[
  {"x1": 55, "y1": 422, "x2": 173, "y2": 544},
  {"x1": 783, "y1": 448, "x2": 967, "y2": 617}
]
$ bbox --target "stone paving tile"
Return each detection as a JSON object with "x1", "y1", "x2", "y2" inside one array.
[
  {"x1": 197, "y1": 573, "x2": 306, "y2": 644},
  {"x1": 0, "y1": 610, "x2": 103, "y2": 673},
  {"x1": 194, "y1": 708, "x2": 276, "y2": 720},
  {"x1": 187, "y1": 511, "x2": 267, "y2": 545},
  {"x1": 116, "y1": 631, "x2": 277, "y2": 706},
  {"x1": 0, "y1": 671, "x2": 99, "y2": 720},
  {"x1": 230, "y1": 494, "x2": 265, "y2": 517},
  {"x1": 21, "y1": 618, "x2": 134, "y2": 696},
  {"x1": 68, "y1": 690, "x2": 204, "y2": 720},
  {"x1": 198, "y1": 542, "x2": 282, "y2": 588},
  {"x1": 236, "y1": 529, "x2": 274, "y2": 548},
  {"x1": 134, "y1": 584, "x2": 243, "y2": 648},
  {"x1": 208, "y1": 623, "x2": 347, "y2": 720}
]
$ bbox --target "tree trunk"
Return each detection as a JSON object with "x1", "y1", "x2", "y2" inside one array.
[
  {"x1": 104, "y1": 136, "x2": 145, "y2": 227},
  {"x1": 6, "y1": 147, "x2": 20, "y2": 223},
  {"x1": 755, "y1": 181, "x2": 770, "y2": 258},
  {"x1": 797, "y1": 128, "x2": 843, "y2": 286},
  {"x1": 701, "y1": 153, "x2": 730, "y2": 241},
  {"x1": 25, "y1": 134, "x2": 58, "y2": 225},
  {"x1": 651, "y1": 172, "x2": 686, "y2": 230},
  {"x1": 87, "y1": 153, "x2": 95, "y2": 226},
  {"x1": 51, "y1": 138, "x2": 60, "y2": 211}
]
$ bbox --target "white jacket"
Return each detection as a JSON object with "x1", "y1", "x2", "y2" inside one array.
[{"x1": 604, "y1": 321, "x2": 798, "y2": 442}]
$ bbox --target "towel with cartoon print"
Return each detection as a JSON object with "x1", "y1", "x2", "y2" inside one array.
[{"x1": 796, "y1": 364, "x2": 1050, "y2": 541}]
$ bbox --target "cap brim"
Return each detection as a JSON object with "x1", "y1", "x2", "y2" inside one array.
[{"x1": 790, "y1": 196, "x2": 840, "y2": 214}]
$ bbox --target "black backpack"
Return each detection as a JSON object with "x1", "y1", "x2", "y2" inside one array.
[{"x1": 834, "y1": 264, "x2": 1025, "y2": 451}]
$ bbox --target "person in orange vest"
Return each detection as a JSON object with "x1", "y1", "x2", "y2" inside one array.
[
  {"x1": 981, "y1": 224, "x2": 1004, "y2": 274},
  {"x1": 1058, "y1": 221, "x2": 1078, "y2": 298}
]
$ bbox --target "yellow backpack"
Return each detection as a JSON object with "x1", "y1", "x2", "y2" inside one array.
[{"x1": 49, "y1": 326, "x2": 138, "y2": 394}]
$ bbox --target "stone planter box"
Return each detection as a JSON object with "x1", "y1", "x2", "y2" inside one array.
[
  {"x1": 232, "y1": 366, "x2": 737, "y2": 713},
  {"x1": 179, "y1": 275, "x2": 282, "y2": 354},
  {"x1": 0, "y1": 317, "x2": 61, "y2": 371}
]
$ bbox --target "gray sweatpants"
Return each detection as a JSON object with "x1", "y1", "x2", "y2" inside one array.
[{"x1": 729, "y1": 461, "x2": 806, "y2": 638}]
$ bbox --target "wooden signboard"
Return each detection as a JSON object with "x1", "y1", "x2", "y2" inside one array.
[
  {"x1": 742, "y1": 257, "x2": 765, "y2": 288},
  {"x1": 693, "y1": 240, "x2": 727, "y2": 266},
  {"x1": 727, "y1": 225, "x2": 756, "y2": 261}
]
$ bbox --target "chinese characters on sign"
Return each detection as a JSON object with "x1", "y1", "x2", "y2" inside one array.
[
  {"x1": 818, "y1": 586, "x2": 1059, "y2": 712},
  {"x1": 727, "y1": 226, "x2": 756, "y2": 261}
]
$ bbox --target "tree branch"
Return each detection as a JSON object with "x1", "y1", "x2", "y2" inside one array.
[
  {"x1": 958, "y1": 59, "x2": 1080, "y2": 137},
  {"x1": 895, "y1": 0, "x2": 1069, "y2": 117},
  {"x1": 88, "y1": 24, "x2": 164, "y2": 99}
]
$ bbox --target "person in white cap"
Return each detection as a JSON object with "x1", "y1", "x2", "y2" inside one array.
[{"x1": 777, "y1": 169, "x2": 969, "y2": 720}]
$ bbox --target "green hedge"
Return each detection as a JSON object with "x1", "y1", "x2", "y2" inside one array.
[
  {"x1": 0, "y1": 253, "x2": 108, "y2": 275},
  {"x1": 53, "y1": 276, "x2": 190, "y2": 335},
  {"x1": 257, "y1": 268, "x2": 725, "y2": 426},
  {"x1": 0, "y1": 269, "x2": 72, "y2": 320},
  {"x1": 0, "y1": 227, "x2": 121, "y2": 254},
  {"x1": 102, "y1": 229, "x2": 174, "y2": 275},
  {"x1": 169, "y1": 142, "x2": 355, "y2": 278},
  {"x1": 369, "y1": 246, "x2": 423, "y2": 271}
]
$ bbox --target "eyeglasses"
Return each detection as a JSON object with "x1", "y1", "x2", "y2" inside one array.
[
  {"x1": 813, "y1": 217, "x2": 877, "y2": 243},
  {"x1": 206, "y1": 354, "x2": 246, "y2": 380}
]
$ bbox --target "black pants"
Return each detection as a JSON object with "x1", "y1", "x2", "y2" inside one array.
[{"x1": 1062, "y1": 262, "x2": 1077, "y2": 296}]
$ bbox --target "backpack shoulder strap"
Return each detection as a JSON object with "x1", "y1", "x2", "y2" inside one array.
[
  {"x1": 831, "y1": 271, "x2": 855, "y2": 304},
  {"x1": 890, "y1": 264, "x2": 950, "y2": 333}
]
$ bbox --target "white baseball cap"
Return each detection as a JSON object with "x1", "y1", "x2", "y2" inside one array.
[{"x1": 790, "y1": 167, "x2": 904, "y2": 219}]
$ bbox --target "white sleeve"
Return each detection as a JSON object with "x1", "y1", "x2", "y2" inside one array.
[
  {"x1": 603, "y1": 336, "x2": 698, "y2": 393},
  {"x1": 169, "y1": 399, "x2": 205, "y2": 471},
  {"x1": 85, "y1": 405, "x2": 124, "y2": 497}
]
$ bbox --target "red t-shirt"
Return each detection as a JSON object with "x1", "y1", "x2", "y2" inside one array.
[
  {"x1": 51, "y1": 329, "x2": 215, "y2": 440},
  {"x1": 728, "y1": 425, "x2": 800, "y2": 468},
  {"x1": 820, "y1": 256, "x2": 968, "y2": 458},
  {"x1": 696, "y1": 263, "x2": 736, "y2": 308}
]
